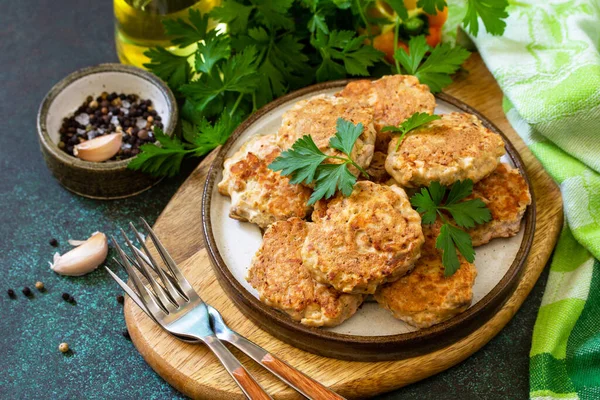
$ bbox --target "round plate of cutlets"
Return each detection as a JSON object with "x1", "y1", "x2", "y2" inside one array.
[{"x1": 202, "y1": 77, "x2": 535, "y2": 361}]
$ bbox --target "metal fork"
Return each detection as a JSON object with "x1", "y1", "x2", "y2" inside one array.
[{"x1": 107, "y1": 219, "x2": 345, "y2": 400}]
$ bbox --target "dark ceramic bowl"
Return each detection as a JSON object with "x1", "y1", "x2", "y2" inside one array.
[{"x1": 37, "y1": 63, "x2": 177, "y2": 199}]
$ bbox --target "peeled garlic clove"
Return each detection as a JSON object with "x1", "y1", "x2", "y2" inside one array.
[
  {"x1": 73, "y1": 133, "x2": 122, "y2": 162},
  {"x1": 50, "y1": 232, "x2": 108, "y2": 276}
]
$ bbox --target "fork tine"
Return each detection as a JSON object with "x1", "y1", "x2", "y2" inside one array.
[
  {"x1": 139, "y1": 218, "x2": 194, "y2": 294},
  {"x1": 105, "y1": 266, "x2": 152, "y2": 319},
  {"x1": 121, "y1": 228, "x2": 178, "y2": 311},
  {"x1": 112, "y1": 235, "x2": 167, "y2": 317},
  {"x1": 131, "y1": 247, "x2": 188, "y2": 300},
  {"x1": 129, "y1": 222, "x2": 188, "y2": 303},
  {"x1": 113, "y1": 256, "x2": 166, "y2": 308}
]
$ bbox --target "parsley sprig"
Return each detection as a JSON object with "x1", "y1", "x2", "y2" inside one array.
[
  {"x1": 394, "y1": 35, "x2": 472, "y2": 93},
  {"x1": 411, "y1": 180, "x2": 491, "y2": 276},
  {"x1": 382, "y1": 112, "x2": 441, "y2": 149},
  {"x1": 269, "y1": 118, "x2": 368, "y2": 205}
]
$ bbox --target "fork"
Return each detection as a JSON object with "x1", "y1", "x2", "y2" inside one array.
[{"x1": 107, "y1": 219, "x2": 345, "y2": 400}]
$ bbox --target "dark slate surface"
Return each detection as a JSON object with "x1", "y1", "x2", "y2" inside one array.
[{"x1": 0, "y1": 1, "x2": 547, "y2": 398}]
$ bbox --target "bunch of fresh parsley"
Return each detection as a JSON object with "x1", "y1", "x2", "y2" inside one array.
[
  {"x1": 130, "y1": 0, "x2": 509, "y2": 177},
  {"x1": 411, "y1": 180, "x2": 492, "y2": 275}
]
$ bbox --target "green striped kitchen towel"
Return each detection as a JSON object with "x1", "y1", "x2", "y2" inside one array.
[{"x1": 444, "y1": 0, "x2": 600, "y2": 398}]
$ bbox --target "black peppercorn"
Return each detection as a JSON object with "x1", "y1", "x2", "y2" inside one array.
[
  {"x1": 49, "y1": 238, "x2": 59, "y2": 247},
  {"x1": 7, "y1": 289, "x2": 16, "y2": 298},
  {"x1": 117, "y1": 295, "x2": 124, "y2": 304},
  {"x1": 22, "y1": 287, "x2": 32, "y2": 296}
]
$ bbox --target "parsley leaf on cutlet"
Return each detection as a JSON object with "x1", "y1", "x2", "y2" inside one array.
[
  {"x1": 269, "y1": 117, "x2": 368, "y2": 205},
  {"x1": 410, "y1": 180, "x2": 491, "y2": 276},
  {"x1": 382, "y1": 112, "x2": 441, "y2": 150}
]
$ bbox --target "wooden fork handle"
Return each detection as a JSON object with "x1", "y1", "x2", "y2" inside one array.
[
  {"x1": 232, "y1": 367, "x2": 272, "y2": 400},
  {"x1": 261, "y1": 353, "x2": 345, "y2": 400},
  {"x1": 204, "y1": 336, "x2": 272, "y2": 400}
]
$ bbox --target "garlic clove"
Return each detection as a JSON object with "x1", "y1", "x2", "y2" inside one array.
[
  {"x1": 73, "y1": 133, "x2": 122, "y2": 162},
  {"x1": 50, "y1": 232, "x2": 108, "y2": 276}
]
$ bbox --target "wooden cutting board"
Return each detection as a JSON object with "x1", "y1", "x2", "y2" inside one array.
[{"x1": 124, "y1": 54, "x2": 564, "y2": 399}]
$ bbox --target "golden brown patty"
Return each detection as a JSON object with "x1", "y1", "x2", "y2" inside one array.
[
  {"x1": 385, "y1": 113, "x2": 506, "y2": 187},
  {"x1": 467, "y1": 163, "x2": 531, "y2": 245},
  {"x1": 374, "y1": 254, "x2": 477, "y2": 328},
  {"x1": 218, "y1": 134, "x2": 312, "y2": 229},
  {"x1": 421, "y1": 163, "x2": 531, "y2": 248},
  {"x1": 337, "y1": 75, "x2": 436, "y2": 152},
  {"x1": 276, "y1": 94, "x2": 376, "y2": 170},
  {"x1": 247, "y1": 218, "x2": 364, "y2": 327},
  {"x1": 302, "y1": 181, "x2": 424, "y2": 294}
]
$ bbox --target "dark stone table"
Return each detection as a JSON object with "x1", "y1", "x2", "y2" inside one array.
[{"x1": 0, "y1": 1, "x2": 547, "y2": 398}]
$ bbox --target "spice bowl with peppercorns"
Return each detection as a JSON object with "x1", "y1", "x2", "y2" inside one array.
[{"x1": 37, "y1": 63, "x2": 177, "y2": 199}]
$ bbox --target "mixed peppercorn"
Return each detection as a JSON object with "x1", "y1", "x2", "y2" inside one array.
[{"x1": 58, "y1": 92, "x2": 163, "y2": 161}]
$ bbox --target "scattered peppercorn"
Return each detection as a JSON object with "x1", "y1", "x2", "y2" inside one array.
[
  {"x1": 122, "y1": 329, "x2": 131, "y2": 340},
  {"x1": 116, "y1": 295, "x2": 124, "y2": 304},
  {"x1": 59, "y1": 342, "x2": 69, "y2": 353},
  {"x1": 35, "y1": 281, "x2": 45, "y2": 291},
  {"x1": 49, "y1": 238, "x2": 59, "y2": 247},
  {"x1": 22, "y1": 287, "x2": 32, "y2": 297},
  {"x1": 7, "y1": 289, "x2": 16, "y2": 299},
  {"x1": 58, "y1": 93, "x2": 160, "y2": 162},
  {"x1": 62, "y1": 292, "x2": 75, "y2": 303}
]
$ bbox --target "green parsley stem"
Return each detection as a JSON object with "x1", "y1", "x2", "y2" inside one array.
[
  {"x1": 436, "y1": 210, "x2": 449, "y2": 223},
  {"x1": 326, "y1": 155, "x2": 370, "y2": 178},
  {"x1": 230, "y1": 92, "x2": 244, "y2": 117},
  {"x1": 356, "y1": 0, "x2": 373, "y2": 40},
  {"x1": 393, "y1": 17, "x2": 401, "y2": 74}
]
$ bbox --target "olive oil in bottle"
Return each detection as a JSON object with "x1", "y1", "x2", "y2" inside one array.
[{"x1": 114, "y1": 0, "x2": 220, "y2": 68}]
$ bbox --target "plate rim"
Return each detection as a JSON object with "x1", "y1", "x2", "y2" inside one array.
[{"x1": 202, "y1": 79, "x2": 536, "y2": 360}]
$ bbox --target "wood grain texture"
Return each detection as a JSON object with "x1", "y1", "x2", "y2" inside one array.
[
  {"x1": 232, "y1": 367, "x2": 272, "y2": 400},
  {"x1": 261, "y1": 354, "x2": 345, "y2": 400},
  {"x1": 124, "y1": 54, "x2": 563, "y2": 399}
]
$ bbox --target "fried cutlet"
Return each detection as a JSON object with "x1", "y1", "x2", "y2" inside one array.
[
  {"x1": 247, "y1": 218, "x2": 364, "y2": 327},
  {"x1": 386, "y1": 113, "x2": 506, "y2": 187},
  {"x1": 218, "y1": 134, "x2": 312, "y2": 229},
  {"x1": 302, "y1": 181, "x2": 424, "y2": 294}
]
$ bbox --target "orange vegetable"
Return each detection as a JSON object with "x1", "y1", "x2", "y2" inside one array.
[
  {"x1": 372, "y1": 31, "x2": 395, "y2": 63},
  {"x1": 426, "y1": 26, "x2": 441, "y2": 47},
  {"x1": 427, "y1": 6, "x2": 448, "y2": 27}
]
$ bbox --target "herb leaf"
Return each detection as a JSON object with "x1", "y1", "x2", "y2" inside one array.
[
  {"x1": 436, "y1": 224, "x2": 474, "y2": 276},
  {"x1": 311, "y1": 30, "x2": 384, "y2": 82},
  {"x1": 444, "y1": 199, "x2": 491, "y2": 229},
  {"x1": 330, "y1": 118, "x2": 364, "y2": 156},
  {"x1": 180, "y1": 46, "x2": 260, "y2": 110},
  {"x1": 394, "y1": 35, "x2": 471, "y2": 93},
  {"x1": 183, "y1": 112, "x2": 240, "y2": 156},
  {"x1": 128, "y1": 128, "x2": 190, "y2": 177},
  {"x1": 382, "y1": 112, "x2": 441, "y2": 149},
  {"x1": 268, "y1": 135, "x2": 328, "y2": 185},
  {"x1": 195, "y1": 30, "x2": 231, "y2": 74},
  {"x1": 210, "y1": 0, "x2": 253, "y2": 35},
  {"x1": 269, "y1": 118, "x2": 367, "y2": 204},
  {"x1": 463, "y1": 0, "x2": 509, "y2": 36},
  {"x1": 163, "y1": 9, "x2": 209, "y2": 48},
  {"x1": 310, "y1": 163, "x2": 357, "y2": 203},
  {"x1": 410, "y1": 187, "x2": 439, "y2": 224},
  {"x1": 417, "y1": 0, "x2": 447, "y2": 15},
  {"x1": 386, "y1": 0, "x2": 409, "y2": 20},
  {"x1": 410, "y1": 180, "x2": 491, "y2": 275},
  {"x1": 143, "y1": 48, "x2": 191, "y2": 92}
]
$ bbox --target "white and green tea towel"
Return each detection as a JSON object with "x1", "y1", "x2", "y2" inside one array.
[{"x1": 447, "y1": 0, "x2": 600, "y2": 398}]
